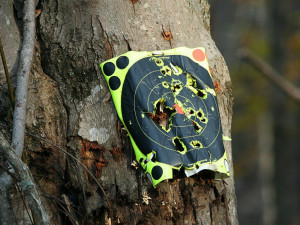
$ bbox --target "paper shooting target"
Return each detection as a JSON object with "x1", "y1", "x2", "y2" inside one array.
[{"x1": 100, "y1": 47, "x2": 230, "y2": 187}]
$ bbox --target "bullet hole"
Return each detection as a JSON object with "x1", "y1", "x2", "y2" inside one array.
[
  {"x1": 153, "y1": 58, "x2": 163, "y2": 67},
  {"x1": 197, "y1": 89, "x2": 206, "y2": 98},
  {"x1": 160, "y1": 66, "x2": 172, "y2": 76},
  {"x1": 171, "y1": 83, "x2": 182, "y2": 95},
  {"x1": 197, "y1": 109, "x2": 207, "y2": 123},
  {"x1": 172, "y1": 137, "x2": 186, "y2": 152},
  {"x1": 194, "y1": 143, "x2": 201, "y2": 147},
  {"x1": 200, "y1": 118, "x2": 207, "y2": 123},
  {"x1": 192, "y1": 120, "x2": 202, "y2": 132},
  {"x1": 197, "y1": 111, "x2": 203, "y2": 118},
  {"x1": 190, "y1": 80, "x2": 196, "y2": 87},
  {"x1": 146, "y1": 99, "x2": 175, "y2": 131},
  {"x1": 162, "y1": 82, "x2": 169, "y2": 88},
  {"x1": 186, "y1": 73, "x2": 197, "y2": 87},
  {"x1": 171, "y1": 84, "x2": 181, "y2": 92},
  {"x1": 190, "y1": 140, "x2": 202, "y2": 148},
  {"x1": 185, "y1": 108, "x2": 195, "y2": 117}
]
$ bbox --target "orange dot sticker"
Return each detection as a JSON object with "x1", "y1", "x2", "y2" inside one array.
[{"x1": 192, "y1": 49, "x2": 205, "y2": 62}]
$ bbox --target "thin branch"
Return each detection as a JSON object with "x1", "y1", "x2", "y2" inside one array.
[
  {"x1": 0, "y1": 1, "x2": 36, "y2": 223},
  {"x1": 11, "y1": 0, "x2": 36, "y2": 157},
  {"x1": 239, "y1": 48, "x2": 300, "y2": 103},
  {"x1": 0, "y1": 36, "x2": 15, "y2": 109},
  {"x1": 0, "y1": 131, "x2": 51, "y2": 225}
]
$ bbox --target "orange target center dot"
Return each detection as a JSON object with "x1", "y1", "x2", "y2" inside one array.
[
  {"x1": 173, "y1": 104, "x2": 184, "y2": 114},
  {"x1": 192, "y1": 49, "x2": 206, "y2": 62}
]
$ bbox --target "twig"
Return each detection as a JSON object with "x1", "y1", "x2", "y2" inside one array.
[
  {"x1": 239, "y1": 48, "x2": 300, "y2": 103},
  {"x1": 0, "y1": 36, "x2": 15, "y2": 109},
  {"x1": 0, "y1": 131, "x2": 51, "y2": 225},
  {"x1": 0, "y1": 1, "x2": 36, "y2": 223},
  {"x1": 25, "y1": 132, "x2": 113, "y2": 223},
  {"x1": 11, "y1": 0, "x2": 36, "y2": 157}
]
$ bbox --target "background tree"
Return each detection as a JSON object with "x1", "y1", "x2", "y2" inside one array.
[{"x1": 0, "y1": 0, "x2": 237, "y2": 224}]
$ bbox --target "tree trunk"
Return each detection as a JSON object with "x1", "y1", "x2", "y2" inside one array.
[{"x1": 1, "y1": 0, "x2": 238, "y2": 224}]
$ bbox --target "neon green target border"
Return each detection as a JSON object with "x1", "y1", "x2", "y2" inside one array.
[{"x1": 100, "y1": 47, "x2": 230, "y2": 187}]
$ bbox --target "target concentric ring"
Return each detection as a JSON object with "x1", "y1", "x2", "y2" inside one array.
[{"x1": 100, "y1": 47, "x2": 230, "y2": 187}]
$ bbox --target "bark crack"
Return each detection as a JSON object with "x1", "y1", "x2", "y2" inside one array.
[
  {"x1": 181, "y1": 180, "x2": 197, "y2": 225},
  {"x1": 97, "y1": 17, "x2": 113, "y2": 58},
  {"x1": 123, "y1": 35, "x2": 132, "y2": 51},
  {"x1": 191, "y1": 197, "x2": 198, "y2": 225},
  {"x1": 209, "y1": 203, "x2": 213, "y2": 225},
  {"x1": 54, "y1": 0, "x2": 59, "y2": 25},
  {"x1": 91, "y1": 15, "x2": 95, "y2": 48},
  {"x1": 222, "y1": 183, "x2": 231, "y2": 224}
]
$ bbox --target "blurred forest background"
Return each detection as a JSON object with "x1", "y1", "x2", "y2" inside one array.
[{"x1": 209, "y1": 0, "x2": 300, "y2": 225}]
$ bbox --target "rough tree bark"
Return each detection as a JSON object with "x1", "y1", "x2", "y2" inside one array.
[{"x1": 1, "y1": 0, "x2": 238, "y2": 224}]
